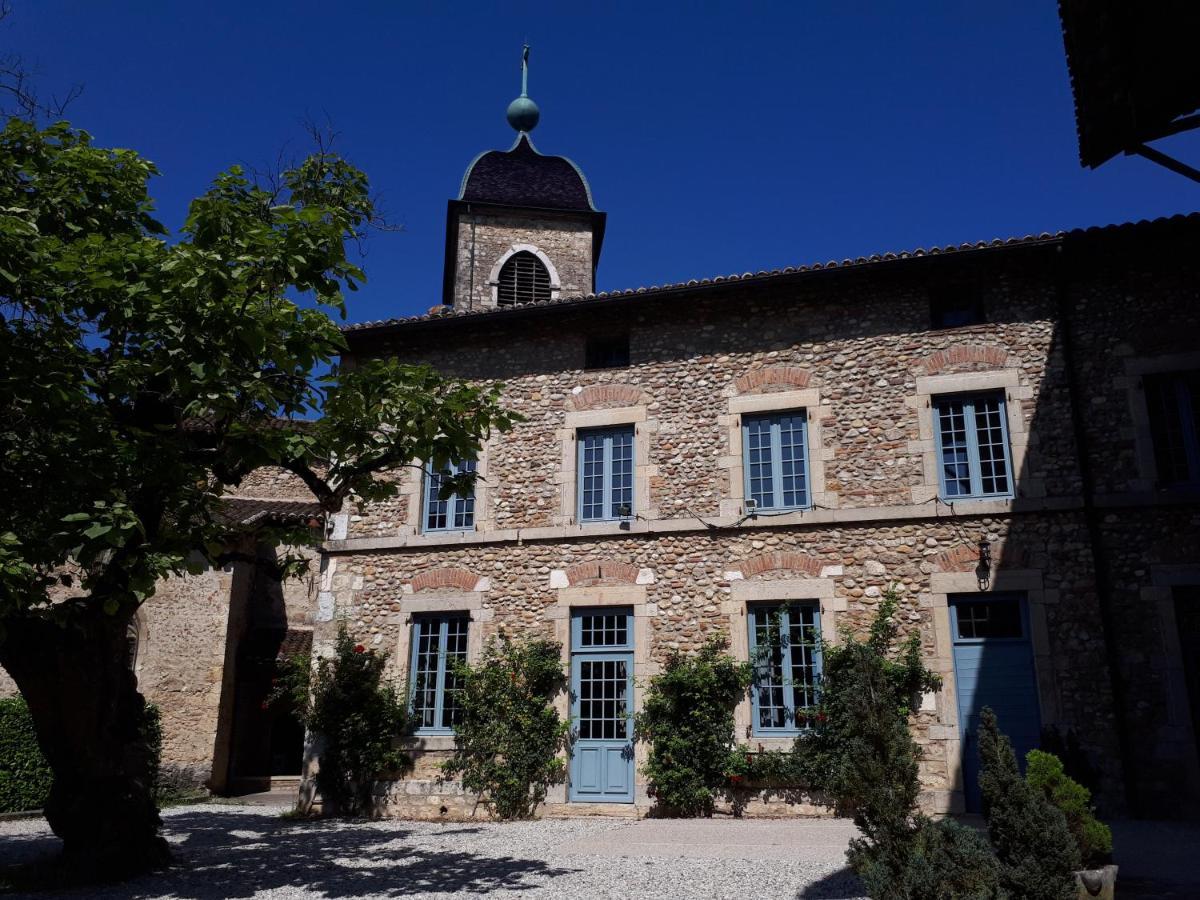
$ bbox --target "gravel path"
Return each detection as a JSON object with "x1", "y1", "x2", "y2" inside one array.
[{"x1": 0, "y1": 804, "x2": 867, "y2": 899}]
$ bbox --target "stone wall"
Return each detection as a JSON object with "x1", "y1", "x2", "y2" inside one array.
[{"x1": 452, "y1": 211, "x2": 594, "y2": 311}]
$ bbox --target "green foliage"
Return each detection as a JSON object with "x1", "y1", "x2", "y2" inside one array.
[
  {"x1": 0, "y1": 696, "x2": 53, "y2": 812},
  {"x1": 803, "y1": 586, "x2": 982, "y2": 899},
  {"x1": 635, "y1": 638, "x2": 751, "y2": 817},
  {"x1": 852, "y1": 818, "x2": 1002, "y2": 900},
  {"x1": 1026, "y1": 749, "x2": 1112, "y2": 867},
  {"x1": 0, "y1": 115, "x2": 517, "y2": 624},
  {"x1": 978, "y1": 708, "x2": 1080, "y2": 900},
  {"x1": 299, "y1": 626, "x2": 410, "y2": 817},
  {"x1": 0, "y1": 697, "x2": 192, "y2": 811},
  {"x1": 442, "y1": 635, "x2": 568, "y2": 820},
  {"x1": 268, "y1": 647, "x2": 313, "y2": 713}
]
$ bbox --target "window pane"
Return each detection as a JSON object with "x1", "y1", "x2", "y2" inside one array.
[
  {"x1": 750, "y1": 604, "x2": 822, "y2": 733},
  {"x1": 610, "y1": 429, "x2": 633, "y2": 517},
  {"x1": 1146, "y1": 373, "x2": 1200, "y2": 485},
  {"x1": 580, "y1": 433, "x2": 605, "y2": 520},
  {"x1": 746, "y1": 417, "x2": 775, "y2": 508},
  {"x1": 425, "y1": 459, "x2": 476, "y2": 531},
  {"x1": 411, "y1": 616, "x2": 470, "y2": 732},
  {"x1": 955, "y1": 600, "x2": 1022, "y2": 640},
  {"x1": 936, "y1": 399, "x2": 972, "y2": 496},
  {"x1": 778, "y1": 414, "x2": 809, "y2": 508},
  {"x1": 973, "y1": 397, "x2": 1010, "y2": 495},
  {"x1": 578, "y1": 612, "x2": 630, "y2": 648}
]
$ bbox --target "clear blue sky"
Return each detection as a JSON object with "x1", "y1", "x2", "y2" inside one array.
[{"x1": 8, "y1": 2, "x2": 1200, "y2": 324}]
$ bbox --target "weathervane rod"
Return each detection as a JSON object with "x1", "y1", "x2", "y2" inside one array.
[{"x1": 521, "y1": 44, "x2": 530, "y2": 97}]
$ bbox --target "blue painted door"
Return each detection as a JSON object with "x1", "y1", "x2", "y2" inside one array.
[
  {"x1": 950, "y1": 593, "x2": 1041, "y2": 812},
  {"x1": 569, "y1": 608, "x2": 635, "y2": 803}
]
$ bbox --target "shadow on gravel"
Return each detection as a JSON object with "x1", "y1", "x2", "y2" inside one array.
[
  {"x1": 795, "y1": 865, "x2": 865, "y2": 900},
  {"x1": 1, "y1": 810, "x2": 578, "y2": 898}
]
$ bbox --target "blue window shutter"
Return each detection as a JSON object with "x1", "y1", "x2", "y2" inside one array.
[
  {"x1": 422, "y1": 458, "x2": 477, "y2": 532},
  {"x1": 934, "y1": 392, "x2": 1014, "y2": 501},
  {"x1": 577, "y1": 426, "x2": 635, "y2": 522},
  {"x1": 742, "y1": 411, "x2": 810, "y2": 511}
]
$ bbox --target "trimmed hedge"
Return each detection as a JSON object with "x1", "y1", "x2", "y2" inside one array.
[{"x1": 0, "y1": 697, "x2": 53, "y2": 813}]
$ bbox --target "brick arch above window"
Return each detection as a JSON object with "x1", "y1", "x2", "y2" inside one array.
[
  {"x1": 931, "y1": 541, "x2": 1028, "y2": 573},
  {"x1": 916, "y1": 344, "x2": 1013, "y2": 375},
  {"x1": 408, "y1": 567, "x2": 488, "y2": 593},
  {"x1": 567, "y1": 384, "x2": 646, "y2": 411},
  {"x1": 564, "y1": 560, "x2": 642, "y2": 586},
  {"x1": 732, "y1": 551, "x2": 824, "y2": 579},
  {"x1": 733, "y1": 366, "x2": 814, "y2": 394}
]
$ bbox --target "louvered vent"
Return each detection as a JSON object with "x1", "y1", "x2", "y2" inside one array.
[{"x1": 497, "y1": 251, "x2": 551, "y2": 306}]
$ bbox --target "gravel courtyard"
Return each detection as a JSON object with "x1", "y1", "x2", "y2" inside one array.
[{"x1": 0, "y1": 804, "x2": 867, "y2": 899}]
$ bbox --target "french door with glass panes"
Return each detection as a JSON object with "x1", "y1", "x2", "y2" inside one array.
[{"x1": 569, "y1": 607, "x2": 634, "y2": 802}]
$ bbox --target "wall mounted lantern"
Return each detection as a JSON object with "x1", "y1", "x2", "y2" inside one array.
[{"x1": 975, "y1": 536, "x2": 993, "y2": 591}]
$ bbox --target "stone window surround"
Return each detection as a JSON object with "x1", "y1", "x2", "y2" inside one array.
[
  {"x1": 908, "y1": 369, "x2": 1038, "y2": 505},
  {"x1": 722, "y1": 577, "x2": 843, "y2": 751},
  {"x1": 397, "y1": 442, "x2": 493, "y2": 538},
  {"x1": 1118, "y1": 351, "x2": 1200, "y2": 493},
  {"x1": 555, "y1": 405, "x2": 659, "y2": 528},
  {"x1": 927, "y1": 569, "x2": 1058, "y2": 814},
  {"x1": 545, "y1": 582, "x2": 654, "y2": 805},
  {"x1": 718, "y1": 389, "x2": 835, "y2": 518},
  {"x1": 394, "y1": 589, "x2": 493, "y2": 752},
  {"x1": 487, "y1": 244, "x2": 562, "y2": 307},
  {"x1": 1140, "y1": 564, "x2": 1200, "y2": 793}
]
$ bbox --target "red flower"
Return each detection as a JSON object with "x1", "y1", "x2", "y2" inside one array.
[
  {"x1": 816, "y1": 711, "x2": 828, "y2": 723},
  {"x1": 729, "y1": 774, "x2": 743, "y2": 784},
  {"x1": 260, "y1": 701, "x2": 270, "y2": 711},
  {"x1": 353, "y1": 644, "x2": 366, "y2": 654}
]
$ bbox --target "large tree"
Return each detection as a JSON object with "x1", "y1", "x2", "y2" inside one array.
[{"x1": 0, "y1": 118, "x2": 514, "y2": 877}]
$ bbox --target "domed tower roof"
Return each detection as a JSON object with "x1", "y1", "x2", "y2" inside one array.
[{"x1": 458, "y1": 134, "x2": 596, "y2": 212}]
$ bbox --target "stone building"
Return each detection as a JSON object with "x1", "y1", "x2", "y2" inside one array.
[
  {"x1": 3, "y1": 60, "x2": 1197, "y2": 822},
  {"x1": 313, "y1": 77, "x2": 1200, "y2": 820}
]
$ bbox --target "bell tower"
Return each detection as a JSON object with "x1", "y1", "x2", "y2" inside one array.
[{"x1": 442, "y1": 46, "x2": 606, "y2": 312}]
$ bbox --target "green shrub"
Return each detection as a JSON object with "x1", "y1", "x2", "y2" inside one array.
[
  {"x1": 0, "y1": 696, "x2": 53, "y2": 812},
  {"x1": 978, "y1": 707, "x2": 1080, "y2": 900},
  {"x1": 634, "y1": 638, "x2": 751, "y2": 817},
  {"x1": 442, "y1": 634, "x2": 568, "y2": 820},
  {"x1": 1026, "y1": 749, "x2": 1112, "y2": 867},
  {"x1": 853, "y1": 817, "x2": 1002, "y2": 900},
  {"x1": 302, "y1": 626, "x2": 411, "y2": 817}
]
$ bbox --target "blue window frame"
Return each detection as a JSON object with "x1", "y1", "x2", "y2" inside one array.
[
  {"x1": 742, "y1": 411, "x2": 810, "y2": 511},
  {"x1": 1145, "y1": 371, "x2": 1200, "y2": 487},
  {"x1": 409, "y1": 615, "x2": 469, "y2": 734},
  {"x1": 423, "y1": 459, "x2": 476, "y2": 532},
  {"x1": 577, "y1": 426, "x2": 634, "y2": 522},
  {"x1": 748, "y1": 603, "x2": 822, "y2": 735},
  {"x1": 934, "y1": 392, "x2": 1014, "y2": 500}
]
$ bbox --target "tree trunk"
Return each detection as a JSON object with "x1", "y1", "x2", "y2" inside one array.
[{"x1": 0, "y1": 605, "x2": 170, "y2": 879}]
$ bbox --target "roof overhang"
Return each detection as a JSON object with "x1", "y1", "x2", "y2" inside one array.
[{"x1": 1060, "y1": 0, "x2": 1200, "y2": 174}]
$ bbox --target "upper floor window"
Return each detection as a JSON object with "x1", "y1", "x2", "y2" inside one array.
[
  {"x1": 743, "y1": 411, "x2": 810, "y2": 511},
  {"x1": 423, "y1": 459, "x2": 476, "y2": 532},
  {"x1": 934, "y1": 391, "x2": 1013, "y2": 500},
  {"x1": 409, "y1": 614, "x2": 469, "y2": 734},
  {"x1": 1145, "y1": 371, "x2": 1200, "y2": 486},
  {"x1": 578, "y1": 426, "x2": 634, "y2": 522},
  {"x1": 585, "y1": 333, "x2": 630, "y2": 369},
  {"x1": 497, "y1": 251, "x2": 551, "y2": 306},
  {"x1": 930, "y1": 284, "x2": 985, "y2": 329},
  {"x1": 749, "y1": 603, "x2": 822, "y2": 735}
]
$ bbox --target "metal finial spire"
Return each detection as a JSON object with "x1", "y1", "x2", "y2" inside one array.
[{"x1": 507, "y1": 44, "x2": 540, "y2": 133}]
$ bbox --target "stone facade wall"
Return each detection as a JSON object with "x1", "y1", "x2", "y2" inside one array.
[
  {"x1": 452, "y1": 211, "x2": 594, "y2": 311},
  {"x1": 325, "y1": 244, "x2": 1155, "y2": 818}
]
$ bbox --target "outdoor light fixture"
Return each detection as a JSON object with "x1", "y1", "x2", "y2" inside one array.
[
  {"x1": 618, "y1": 503, "x2": 632, "y2": 530},
  {"x1": 745, "y1": 498, "x2": 758, "y2": 517},
  {"x1": 976, "y1": 536, "x2": 993, "y2": 591}
]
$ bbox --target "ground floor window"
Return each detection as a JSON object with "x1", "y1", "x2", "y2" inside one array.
[
  {"x1": 748, "y1": 603, "x2": 822, "y2": 735},
  {"x1": 409, "y1": 615, "x2": 469, "y2": 734}
]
